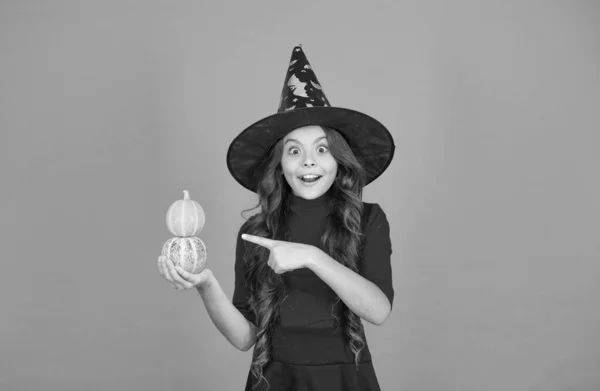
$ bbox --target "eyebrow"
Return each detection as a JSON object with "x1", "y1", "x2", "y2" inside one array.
[{"x1": 284, "y1": 136, "x2": 327, "y2": 145}]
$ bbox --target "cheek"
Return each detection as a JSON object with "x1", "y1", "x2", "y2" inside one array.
[
  {"x1": 326, "y1": 158, "x2": 338, "y2": 174},
  {"x1": 280, "y1": 158, "x2": 292, "y2": 174},
  {"x1": 280, "y1": 161, "x2": 297, "y2": 181}
]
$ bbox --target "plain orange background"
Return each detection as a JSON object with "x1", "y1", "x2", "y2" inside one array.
[{"x1": 1, "y1": 1, "x2": 599, "y2": 390}]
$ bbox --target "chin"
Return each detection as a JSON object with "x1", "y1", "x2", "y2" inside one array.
[
  {"x1": 294, "y1": 191, "x2": 322, "y2": 199},
  {"x1": 291, "y1": 180, "x2": 333, "y2": 198}
]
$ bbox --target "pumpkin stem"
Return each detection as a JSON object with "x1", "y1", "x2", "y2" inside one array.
[{"x1": 183, "y1": 190, "x2": 190, "y2": 200}]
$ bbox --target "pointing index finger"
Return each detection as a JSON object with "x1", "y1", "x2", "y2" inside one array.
[{"x1": 241, "y1": 234, "x2": 275, "y2": 249}]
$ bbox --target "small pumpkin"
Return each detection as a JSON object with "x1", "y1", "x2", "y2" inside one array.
[
  {"x1": 166, "y1": 190, "x2": 205, "y2": 237},
  {"x1": 161, "y1": 236, "x2": 207, "y2": 274}
]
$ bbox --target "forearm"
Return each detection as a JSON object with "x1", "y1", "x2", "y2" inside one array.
[
  {"x1": 196, "y1": 271, "x2": 257, "y2": 351},
  {"x1": 307, "y1": 249, "x2": 391, "y2": 325}
]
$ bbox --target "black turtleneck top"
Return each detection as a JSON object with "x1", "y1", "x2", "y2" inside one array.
[{"x1": 232, "y1": 192, "x2": 393, "y2": 328}]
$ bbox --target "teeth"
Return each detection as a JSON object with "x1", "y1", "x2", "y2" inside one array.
[{"x1": 301, "y1": 175, "x2": 320, "y2": 179}]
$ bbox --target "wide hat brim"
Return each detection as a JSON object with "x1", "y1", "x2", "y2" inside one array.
[{"x1": 226, "y1": 106, "x2": 395, "y2": 193}]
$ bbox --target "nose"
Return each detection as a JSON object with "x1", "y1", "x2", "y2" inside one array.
[
  {"x1": 301, "y1": 149, "x2": 318, "y2": 168},
  {"x1": 302, "y1": 160, "x2": 316, "y2": 167},
  {"x1": 301, "y1": 149, "x2": 317, "y2": 167}
]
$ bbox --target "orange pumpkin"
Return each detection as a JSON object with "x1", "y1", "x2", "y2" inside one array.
[
  {"x1": 161, "y1": 236, "x2": 207, "y2": 274},
  {"x1": 166, "y1": 190, "x2": 205, "y2": 237}
]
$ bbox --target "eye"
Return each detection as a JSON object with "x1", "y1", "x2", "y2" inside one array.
[
  {"x1": 288, "y1": 147, "x2": 300, "y2": 155},
  {"x1": 317, "y1": 145, "x2": 329, "y2": 153}
]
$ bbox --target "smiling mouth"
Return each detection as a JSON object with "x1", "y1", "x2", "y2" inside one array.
[{"x1": 298, "y1": 175, "x2": 322, "y2": 183}]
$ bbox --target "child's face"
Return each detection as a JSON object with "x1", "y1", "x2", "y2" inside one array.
[{"x1": 281, "y1": 125, "x2": 338, "y2": 200}]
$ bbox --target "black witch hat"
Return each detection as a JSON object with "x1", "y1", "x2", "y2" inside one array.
[{"x1": 226, "y1": 45, "x2": 395, "y2": 193}]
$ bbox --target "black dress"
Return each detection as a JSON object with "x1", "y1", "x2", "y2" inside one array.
[{"x1": 232, "y1": 192, "x2": 394, "y2": 391}]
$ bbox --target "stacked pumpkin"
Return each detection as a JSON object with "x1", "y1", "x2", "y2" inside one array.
[{"x1": 161, "y1": 190, "x2": 207, "y2": 274}]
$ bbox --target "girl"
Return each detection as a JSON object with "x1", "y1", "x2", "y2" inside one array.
[{"x1": 158, "y1": 45, "x2": 395, "y2": 391}]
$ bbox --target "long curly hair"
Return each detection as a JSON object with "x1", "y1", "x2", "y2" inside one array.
[{"x1": 239, "y1": 126, "x2": 368, "y2": 390}]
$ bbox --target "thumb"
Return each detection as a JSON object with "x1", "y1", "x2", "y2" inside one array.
[
  {"x1": 177, "y1": 265, "x2": 211, "y2": 285},
  {"x1": 174, "y1": 264, "x2": 194, "y2": 279}
]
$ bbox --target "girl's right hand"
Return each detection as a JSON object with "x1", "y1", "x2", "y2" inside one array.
[{"x1": 157, "y1": 255, "x2": 213, "y2": 291}]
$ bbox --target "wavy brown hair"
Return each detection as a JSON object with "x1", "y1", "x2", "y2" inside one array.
[{"x1": 239, "y1": 126, "x2": 368, "y2": 390}]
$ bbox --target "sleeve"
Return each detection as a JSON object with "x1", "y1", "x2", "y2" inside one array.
[
  {"x1": 232, "y1": 225, "x2": 257, "y2": 326},
  {"x1": 360, "y1": 203, "x2": 394, "y2": 309}
]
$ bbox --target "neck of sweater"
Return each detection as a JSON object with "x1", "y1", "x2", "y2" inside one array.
[{"x1": 289, "y1": 191, "x2": 330, "y2": 212}]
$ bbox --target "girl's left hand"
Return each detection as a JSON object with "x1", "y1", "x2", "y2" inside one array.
[{"x1": 241, "y1": 234, "x2": 318, "y2": 274}]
